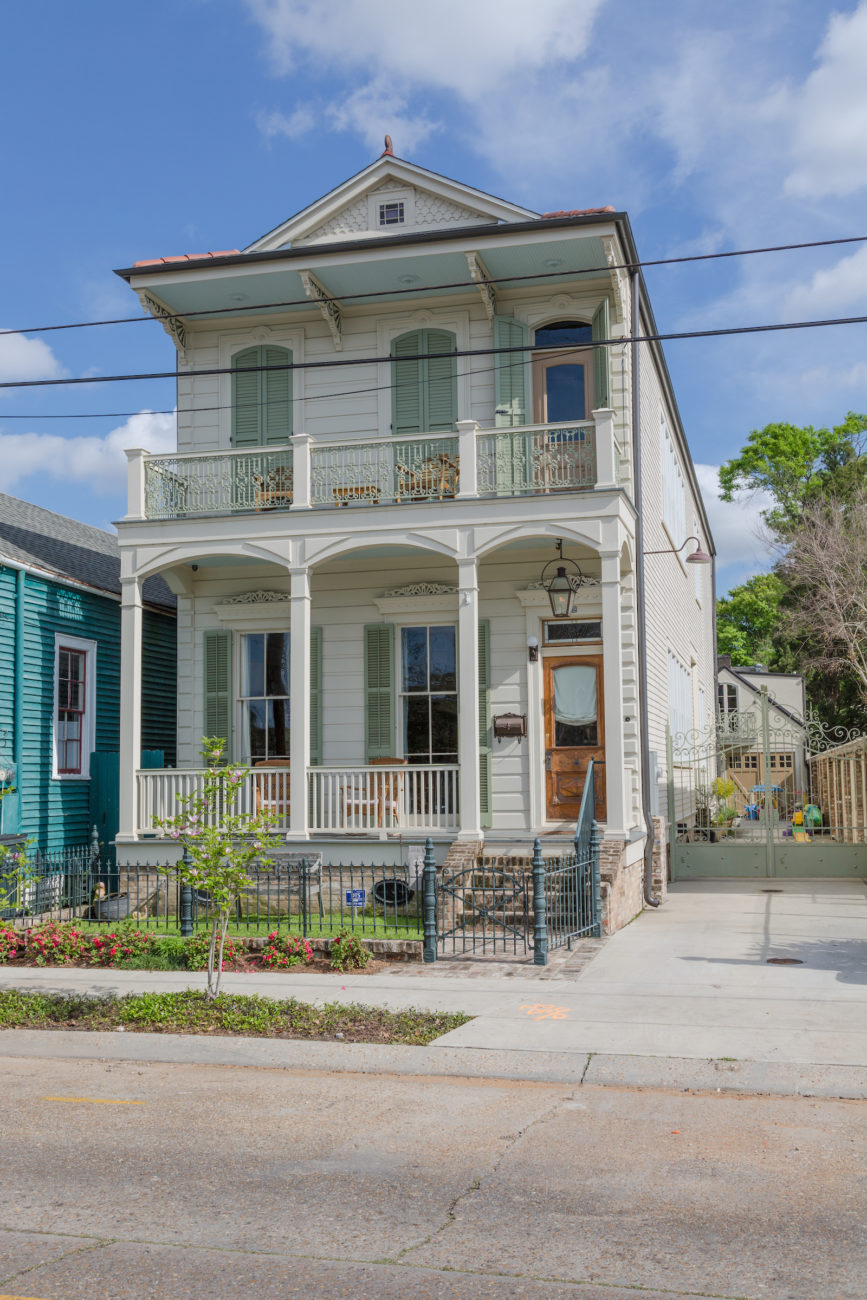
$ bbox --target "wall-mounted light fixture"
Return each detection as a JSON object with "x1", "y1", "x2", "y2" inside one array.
[
  {"x1": 527, "y1": 636, "x2": 539, "y2": 663},
  {"x1": 643, "y1": 535, "x2": 711, "y2": 565}
]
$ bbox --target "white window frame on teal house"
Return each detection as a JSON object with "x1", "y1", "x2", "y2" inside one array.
[
  {"x1": 216, "y1": 328, "x2": 304, "y2": 452},
  {"x1": 376, "y1": 311, "x2": 471, "y2": 438},
  {"x1": 52, "y1": 633, "x2": 97, "y2": 781}
]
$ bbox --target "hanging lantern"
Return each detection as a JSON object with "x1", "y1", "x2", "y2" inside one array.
[{"x1": 540, "y1": 541, "x2": 585, "y2": 618}]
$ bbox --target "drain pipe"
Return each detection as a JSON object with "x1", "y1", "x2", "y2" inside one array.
[{"x1": 630, "y1": 268, "x2": 660, "y2": 907}]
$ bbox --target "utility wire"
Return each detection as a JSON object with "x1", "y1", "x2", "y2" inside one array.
[
  {"x1": 1, "y1": 233, "x2": 866, "y2": 338},
  {"x1": 2, "y1": 314, "x2": 867, "y2": 391}
]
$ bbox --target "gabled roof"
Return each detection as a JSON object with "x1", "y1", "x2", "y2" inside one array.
[
  {"x1": 0, "y1": 494, "x2": 175, "y2": 611},
  {"x1": 719, "y1": 663, "x2": 805, "y2": 728},
  {"x1": 244, "y1": 152, "x2": 538, "y2": 253}
]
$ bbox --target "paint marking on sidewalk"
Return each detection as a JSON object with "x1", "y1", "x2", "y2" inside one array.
[
  {"x1": 0, "y1": 1293, "x2": 55, "y2": 1298},
  {"x1": 520, "y1": 1003, "x2": 570, "y2": 1020},
  {"x1": 42, "y1": 1096, "x2": 144, "y2": 1106}
]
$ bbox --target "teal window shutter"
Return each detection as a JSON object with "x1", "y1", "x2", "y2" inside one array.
[
  {"x1": 591, "y1": 298, "x2": 610, "y2": 410},
  {"x1": 364, "y1": 624, "x2": 394, "y2": 760},
  {"x1": 203, "y1": 630, "x2": 232, "y2": 759},
  {"x1": 309, "y1": 626, "x2": 323, "y2": 766},
  {"x1": 391, "y1": 329, "x2": 457, "y2": 434},
  {"x1": 231, "y1": 345, "x2": 293, "y2": 447},
  {"x1": 493, "y1": 316, "x2": 528, "y2": 427},
  {"x1": 478, "y1": 619, "x2": 492, "y2": 827}
]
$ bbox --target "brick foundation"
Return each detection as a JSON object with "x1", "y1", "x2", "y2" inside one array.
[{"x1": 599, "y1": 815, "x2": 668, "y2": 934}]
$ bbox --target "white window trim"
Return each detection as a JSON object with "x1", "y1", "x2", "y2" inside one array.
[
  {"x1": 394, "y1": 616, "x2": 458, "y2": 761},
  {"x1": 52, "y1": 634, "x2": 97, "y2": 781},
  {"x1": 367, "y1": 189, "x2": 415, "y2": 232}
]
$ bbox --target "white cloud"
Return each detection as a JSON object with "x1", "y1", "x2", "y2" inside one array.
[
  {"x1": 694, "y1": 463, "x2": 777, "y2": 573},
  {"x1": 0, "y1": 411, "x2": 176, "y2": 495},
  {"x1": 0, "y1": 331, "x2": 66, "y2": 385},
  {"x1": 256, "y1": 105, "x2": 316, "y2": 140},
  {"x1": 325, "y1": 80, "x2": 439, "y2": 154},
  {"x1": 784, "y1": 3, "x2": 867, "y2": 199},
  {"x1": 782, "y1": 242, "x2": 867, "y2": 319}
]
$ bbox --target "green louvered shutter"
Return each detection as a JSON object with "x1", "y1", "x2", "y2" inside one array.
[
  {"x1": 231, "y1": 348, "x2": 261, "y2": 447},
  {"x1": 424, "y1": 329, "x2": 458, "y2": 432},
  {"x1": 391, "y1": 331, "x2": 423, "y2": 435},
  {"x1": 364, "y1": 624, "x2": 394, "y2": 760},
  {"x1": 478, "y1": 619, "x2": 492, "y2": 828},
  {"x1": 263, "y1": 345, "x2": 293, "y2": 445},
  {"x1": 203, "y1": 630, "x2": 232, "y2": 758},
  {"x1": 591, "y1": 298, "x2": 610, "y2": 410},
  {"x1": 309, "y1": 626, "x2": 323, "y2": 766},
  {"x1": 493, "y1": 316, "x2": 528, "y2": 427}
]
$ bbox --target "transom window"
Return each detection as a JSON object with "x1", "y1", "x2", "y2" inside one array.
[
  {"x1": 241, "y1": 633, "x2": 289, "y2": 760},
  {"x1": 400, "y1": 626, "x2": 458, "y2": 765},
  {"x1": 57, "y1": 647, "x2": 86, "y2": 775},
  {"x1": 379, "y1": 201, "x2": 405, "y2": 226},
  {"x1": 543, "y1": 620, "x2": 601, "y2": 645}
]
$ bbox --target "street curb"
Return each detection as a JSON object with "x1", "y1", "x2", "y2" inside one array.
[{"x1": 1, "y1": 1030, "x2": 864, "y2": 1097}]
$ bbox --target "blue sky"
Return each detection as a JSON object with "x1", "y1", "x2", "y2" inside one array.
[{"x1": 2, "y1": 0, "x2": 866, "y2": 594}]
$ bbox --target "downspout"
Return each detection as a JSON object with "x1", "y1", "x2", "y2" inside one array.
[{"x1": 630, "y1": 269, "x2": 660, "y2": 906}]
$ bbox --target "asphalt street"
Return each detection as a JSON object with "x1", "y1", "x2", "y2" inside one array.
[{"x1": 0, "y1": 1053, "x2": 864, "y2": 1299}]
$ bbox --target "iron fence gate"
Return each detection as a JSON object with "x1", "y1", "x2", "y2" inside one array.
[{"x1": 668, "y1": 689, "x2": 867, "y2": 879}]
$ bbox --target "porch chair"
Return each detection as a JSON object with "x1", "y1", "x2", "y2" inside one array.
[
  {"x1": 341, "y1": 758, "x2": 406, "y2": 830},
  {"x1": 396, "y1": 454, "x2": 459, "y2": 502},
  {"x1": 253, "y1": 465, "x2": 293, "y2": 511},
  {"x1": 253, "y1": 758, "x2": 290, "y2": 823}
]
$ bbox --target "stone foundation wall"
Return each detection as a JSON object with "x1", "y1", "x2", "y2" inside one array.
[{"x1": 599, "y1": 815, "x2": 668, "y2": 935}]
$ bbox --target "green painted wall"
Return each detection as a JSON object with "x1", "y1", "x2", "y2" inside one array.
[{"x1": 0, "y1": 565, "x2": 176, "y2": 852}]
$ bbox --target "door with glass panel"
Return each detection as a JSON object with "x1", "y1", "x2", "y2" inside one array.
[
  {"x1": 543, "y1": 655, "x2": 606, "y2": 821},
  {"x1": 531, "y1": 321, "x2": 594, "y2": 492}
]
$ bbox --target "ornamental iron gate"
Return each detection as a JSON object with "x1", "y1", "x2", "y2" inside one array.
[{"x1": 668, "y1": 689, "x2": 867, "y2": 879}]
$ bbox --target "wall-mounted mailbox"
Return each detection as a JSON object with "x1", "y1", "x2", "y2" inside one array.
[{"x1": 493, "y1": 713, "x2": 527, "y2": 743}]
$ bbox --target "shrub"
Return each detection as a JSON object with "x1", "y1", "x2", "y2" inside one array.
[
  {"x1": 261, "y1": 932, "x2": 314, "y2": 970},
  {"x1": 0, "y1": 926, "x2": 22, "y2": 964},
  {"x1": 24, "y1": 922, "x2": 89, "y2": 966},
  {"x1": 329, "y1": 929, "x2": 370, "y2": 972},
  {"x1": 89, "y1": 927, "x2": 158, "y2": 968},
  {"x1": 184, "y1": 929, "x2": 242, "y2": 971}
]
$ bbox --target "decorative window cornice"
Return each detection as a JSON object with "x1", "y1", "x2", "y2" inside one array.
[
  {"x1": 381, "y1": 582, "x2": 457, "y2": 597},
  {"x1": 222, "y1": 591, "x2": 290, "y2": 604}
]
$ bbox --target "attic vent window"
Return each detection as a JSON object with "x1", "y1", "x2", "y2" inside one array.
[{"x1": 379, "y1": 201, "x2": 405, "y2": 226}]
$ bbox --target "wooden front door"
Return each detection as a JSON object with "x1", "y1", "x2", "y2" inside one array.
[{"x1": 543, "y1": 655, "x2": 606, "y2": 821}]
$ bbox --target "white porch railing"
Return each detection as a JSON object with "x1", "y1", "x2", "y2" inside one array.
[
  {"x1": 144, "y1": 446, "x2": 293, "y2": 519},
  {"x1": 476, "y1": 421, "x2": 596, "y2": 496},
  {"x1": 308, "y1": 766, "x2": 459, "y2": 835},
  {"x1": 310, "y1": 433, "x2": 459, "y2": 507},
  {"x1": 136, "y1": 765, "x2": 459, "y2": 838}
]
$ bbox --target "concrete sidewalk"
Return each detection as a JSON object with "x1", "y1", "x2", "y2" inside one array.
[{"x1": 1, "y1": 877, "x2": 864, "y2": 1095}]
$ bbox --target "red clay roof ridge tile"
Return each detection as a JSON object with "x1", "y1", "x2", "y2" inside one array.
[
  {"x1": 133, "y1": 249, "x2": 240, "y2": 267},
  {"x1": 540, "y1": 206, "x2": 616, "y2": 218}
]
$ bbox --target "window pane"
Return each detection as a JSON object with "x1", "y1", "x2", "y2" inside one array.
[
  {"x1": 430, "y1": 695, "x2": 458, "y2": 760},
  {"x1": 246, "y1": 700, "x2": 268, "y2": 759},
  {"x1": 59, "y1": 650, "x2": 70, "y2": 680},
  {"x1": 534, "y1": 321, "x2": 592, "y2": 347},
  {"x1": 545, "y1": 364, "x2": 586, "y2": 422},
  {"x1": 243, "y1": 635, "x2": 265, "y2": 698},
  {"x1": 65, "y1": 741, "x2": 80, "y2": 771},
  {"x1": 401, "y1": 627, "x2": 428, "y2": 692},
  {"x1": 265, "y1": 632, "x2": 289, "y2": 696},
  {"x1": 69, "y1": 654, "x2": 83, "y2": 682},
  {"x1": 429, "y1": 626, "x2": 456, "y2": 690},
  {"x1": 553, "y1": 664, "x2": 597, "y2": 747},
  {"x1": 270, "y1": 698, "x2": 290, "y2": 758},
  {"x1": 404, "y1": 695, "x2": 430, "y2": 757}
]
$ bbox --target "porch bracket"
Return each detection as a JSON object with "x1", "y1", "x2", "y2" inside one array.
[
  {"x1": 136, "y1": 290, "x2": 188, "y2": 356},
  {"x1": 600, "y1": 236, "x2": 627, "y2": 324},
  {"x1": 466, "y1": 252, "x2": 497, "y2": 324},
  {"x1": 300, "y1": 270, "x2": 342, "y2": 350}
]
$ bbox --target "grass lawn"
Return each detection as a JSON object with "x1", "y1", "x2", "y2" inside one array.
[
  {"x1": 0, "y1": 989, "x2": 468, "y2": 1045},
  {"x1": 33, "y1": 914, "x2": 424, "y2": 942}
]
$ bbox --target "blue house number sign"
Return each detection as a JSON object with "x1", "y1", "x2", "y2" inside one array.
[{"x1": 345, "y1": 889, "x2": 366, "y2": 908}]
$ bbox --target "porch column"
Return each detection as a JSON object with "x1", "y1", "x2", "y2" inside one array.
[
  {"x1": 600, "y1": 551, "x2": 628, "y2": 837},
  {"x1": 288, "y1": 566, "x2": 311, "y2": 839},
  {"x1": 592, "y1": 408, "x2": 618, "y2": 491},
  {"x1": 118, "y1": 576, "x2": 142, "y2": 842},
  {"x1": 456, "y1": 419, "x2": 479, "y2": 499},
  {"x1": 457, "y1": 558, "x2": 481, "y2": 838}
]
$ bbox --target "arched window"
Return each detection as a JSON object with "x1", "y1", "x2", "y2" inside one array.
[
  {"x1": 391, "y1": 329, "x2": 457, "y2": 435},
  {"x1": 532, "y1": 303, "x2": 610, "y2": 422},
  {"x1": 231, "y1": 345, "x2": 293, "y2": 446}
]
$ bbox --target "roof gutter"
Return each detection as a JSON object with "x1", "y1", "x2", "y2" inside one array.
[{"x1": 0, "y1": 556, "x2": 173, "y2": 615}]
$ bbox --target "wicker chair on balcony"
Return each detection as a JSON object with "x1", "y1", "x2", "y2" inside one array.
[
  {"x1": 396, "y1": 454, "x2": 459, "y2": 502},
  {"x1": 341, "y1": 758, "x2": 406, "y2": 830},
  {"x1": 253, "y1": 466, "x2": 293, "y2": 510}
]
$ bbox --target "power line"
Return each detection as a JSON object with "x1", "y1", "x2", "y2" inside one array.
[
  {"x1": 2, "y1": 314, "x2": 867, "y2": 392},
  {"x1": 1, "y1": 233, "x2": 866, "y2": 339}
]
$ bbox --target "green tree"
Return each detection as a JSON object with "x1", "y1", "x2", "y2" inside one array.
[{"x1": 716, "y1": 573, "x2": 785, "y2": 667}]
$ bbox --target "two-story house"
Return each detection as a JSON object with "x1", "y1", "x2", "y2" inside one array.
[{"x1": 113, "y1": 148, "x2": 715, "y2": 925}]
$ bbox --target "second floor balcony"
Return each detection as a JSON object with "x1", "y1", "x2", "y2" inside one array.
[{"x1": 128, "y1": 410, "x2": 622, "y2": 523}]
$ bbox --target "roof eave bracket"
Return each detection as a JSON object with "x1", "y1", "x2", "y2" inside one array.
[
  {"x1": 136, "y1": 290, "x2": 188, "y2": 355},
  {"x1": 466, "y1": 251, "x2": 497, "y2": 324},
  {"x1": 300, "y1": 270, "x2": 342, "y2": 350}
]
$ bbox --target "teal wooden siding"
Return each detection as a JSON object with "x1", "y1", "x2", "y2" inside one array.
[{"x1": 0, "y1": 565, "x2": 176, "y2": 854}]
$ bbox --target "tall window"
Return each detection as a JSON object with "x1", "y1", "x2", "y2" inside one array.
[
  {"x1": 668, "y1": 651, "x2": 692, "y2": 754},
  {"x1": 231, "y1": 345, "x2": 293, "y2": 447},
  {"x1": 660, "y1": 414, "x2": 686, "y2": 545},
  {"x1": 391, "y1": 329, "x2": 457, "y2": 435},
  {"x1": 400, "y1": 626, "x2": 458, "y2": 764},
  {"x1": 53, "y1": 635, "x2": 96, "y2": 779},
  {"x1": 718, "y1": 682, "x2": 737, "y2": 715},
  {"x1": 241, "y1": 633, "x2": 289, "y2": 760}
]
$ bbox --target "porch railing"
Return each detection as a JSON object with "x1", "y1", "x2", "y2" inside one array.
[
  {"x1": 134, "y1": 415, "x2": 608, "y2": 520},
  {"x1": 144, "y1": 446, "x2": 293, "y2": 519},
  {"x1": 308, "y1": 765, "x2": 459, "y2": 836},
  {"x1": 136, "y1": 764, "x2": 459, "y2": 837}
]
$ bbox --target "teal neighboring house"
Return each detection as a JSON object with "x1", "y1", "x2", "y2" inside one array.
[{"x1": 0, "y1": 493, "x2": 176, "y2": 853}]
